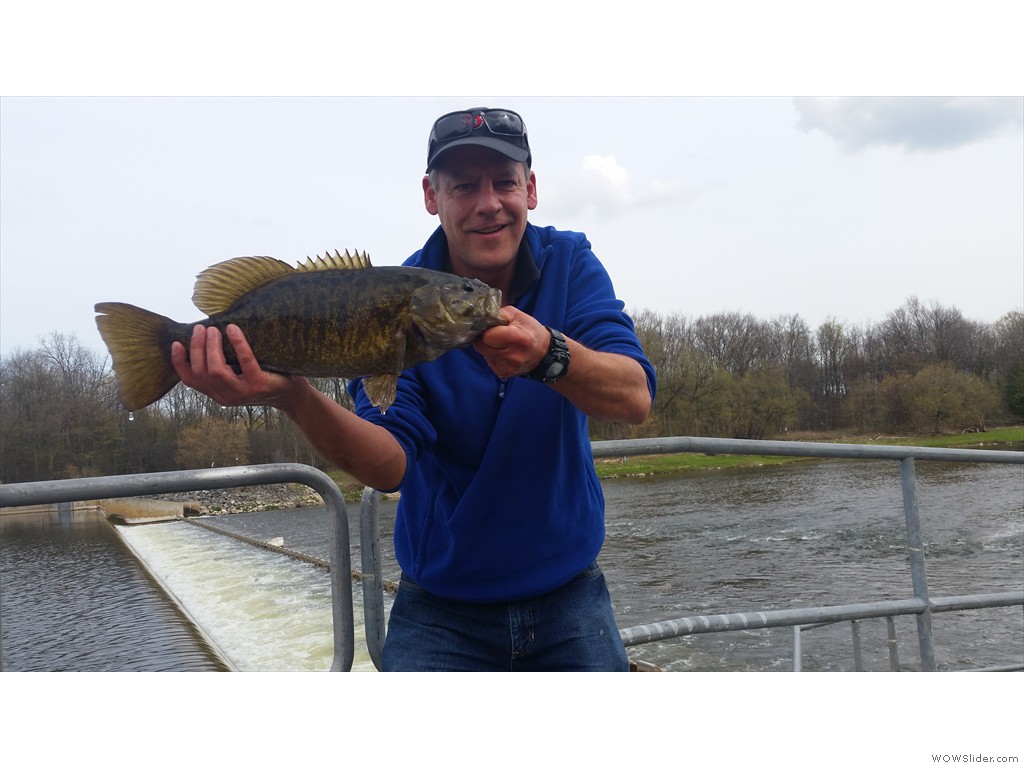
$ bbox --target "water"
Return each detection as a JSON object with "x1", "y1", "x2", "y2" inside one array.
[
  {"x1": 0, "y1": 510, "x2": 227, "y2": 671},
  {"x1": 2, "y1": 458, "x2": 1020, "y2": 672},
  {"x1": 599, "y1": 459, "x2": 1023, "y2": 671}
]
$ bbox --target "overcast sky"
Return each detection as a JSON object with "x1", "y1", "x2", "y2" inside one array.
[{"x1": 1, "y1": 95, "x2": 1020, "y2": 357}]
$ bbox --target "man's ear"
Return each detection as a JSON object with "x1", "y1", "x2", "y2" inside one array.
[
  {"x1": 423, "y1": 175, "x2": 439, "y2": 215},
  {"x1": 527, "y1": 170, "x2": 538, "y2": 211}
]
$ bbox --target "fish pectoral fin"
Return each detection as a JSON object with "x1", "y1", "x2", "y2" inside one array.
[
  {"x1": 362, "y1": 373, "x2": 398, "y2": 415},
  {"x1": 362, "y1": 331, "x2": 407, "y2": 415},
  {"x1": 389, "y1": 328, "x2": 408, "y2": 370}
]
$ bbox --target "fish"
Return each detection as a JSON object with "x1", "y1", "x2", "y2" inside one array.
[{"x1": 95, "y1": 249, "x2": 506, "y2": 414}]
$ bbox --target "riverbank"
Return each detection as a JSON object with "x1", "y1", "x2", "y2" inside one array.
[{"x1": 592, "y1": 425, "x2": 1024, "y2": 480}]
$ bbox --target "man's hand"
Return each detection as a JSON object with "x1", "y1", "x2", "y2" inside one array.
[
  {"x1": 475, "y1": 307, "x2": 651, "y2": 424},
  {"x1": 170, "y1": 324, "x2": 306, "y2": 409},
  {"x1": 473, "y1": 306, "x2": 549, "y2": 379}
]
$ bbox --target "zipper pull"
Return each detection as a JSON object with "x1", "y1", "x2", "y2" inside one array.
[{"x1": 497, "y1": 377, "x2": 508, "y2": 399}]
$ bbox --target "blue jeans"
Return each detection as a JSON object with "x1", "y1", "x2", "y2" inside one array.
[{"x1": 381, "y1": 562, "x2": 629, "y2": 671}]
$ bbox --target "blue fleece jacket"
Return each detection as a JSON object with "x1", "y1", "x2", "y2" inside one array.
[{"x1": 350, "y1": 223, "x2": 656, "y2": 602}]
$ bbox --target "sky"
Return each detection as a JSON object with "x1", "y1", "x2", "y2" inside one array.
[
  {"x1": 2, "y1": 94, "x2": 1020, "y2": 357},
  {"x1": 1, "y1": 4, "x2": 1023, "y2": 363}
]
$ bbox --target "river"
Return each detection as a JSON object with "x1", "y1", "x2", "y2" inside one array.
[{"x1": 1, "y1": 457, "x2": 1021, "y2": 672}]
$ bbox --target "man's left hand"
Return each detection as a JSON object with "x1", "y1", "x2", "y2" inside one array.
[{"x1": 473, "y1": 306, "x2": 549, "y2": 379}]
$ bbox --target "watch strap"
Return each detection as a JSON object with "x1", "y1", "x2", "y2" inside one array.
[{"x1": 524, "y1": 326, "x2": 570, "y2": 384}]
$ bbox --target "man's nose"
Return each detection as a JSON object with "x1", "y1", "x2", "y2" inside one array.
[{"x1": 475, "y1": 181, "x2": 502, "y2": 214}]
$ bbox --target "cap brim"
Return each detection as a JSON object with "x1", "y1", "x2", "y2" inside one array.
[{"x1": 426, "y1": 136, "x2": 530, "y2": 172}]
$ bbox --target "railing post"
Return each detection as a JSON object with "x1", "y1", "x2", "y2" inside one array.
[
  {"x1": 886, "y1": 616, "x2": 900, "y2": 671},
  {"x1": 851, "y1": 620, "x2": 864, "y2": 671},
  {"x1": 900, "y1": 457, "x2": 936, "y2": 671},
  {"x1": 327, "y1": 489, "x2": 354, "y2": 672},
  {"x1": 792, "y1": 625, "x2": 802, "y2": 672},
  {"x1": 359, "y1": 487, "x2": 386, "y2": 671}
]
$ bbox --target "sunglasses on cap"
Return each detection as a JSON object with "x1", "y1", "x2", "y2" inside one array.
[
  {"x1": 426, "y1": 108, "x2": 531, "y2": 171},
  {"x1": 432, "y1": 109, "x2": 526, "y2": 141}
]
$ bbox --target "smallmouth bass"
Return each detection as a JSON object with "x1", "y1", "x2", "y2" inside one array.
[{"x1": 95, "y1": 250, "x2": 506, "y2": 414}]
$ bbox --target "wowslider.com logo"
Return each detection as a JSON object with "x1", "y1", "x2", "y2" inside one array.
[{"x1": 931, "y1": 756, "x2": 1020, "y2": 764}]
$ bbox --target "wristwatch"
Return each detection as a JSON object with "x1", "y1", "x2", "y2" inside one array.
[{"x1": 524, "y1": 327, "x2": 570, "y2": 384}]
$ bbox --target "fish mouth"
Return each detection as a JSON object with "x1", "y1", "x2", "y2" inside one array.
[
  {"x1": 485, "y1": 289, "x2": 507, "y2": 325},
  {"x1": 455, "y1": 288, "x2": 504, "y2": 328}
]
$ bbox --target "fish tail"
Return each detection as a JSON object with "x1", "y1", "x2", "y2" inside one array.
[{"x1": 94, "y1": 302, "x2": 180, "y2": 411}]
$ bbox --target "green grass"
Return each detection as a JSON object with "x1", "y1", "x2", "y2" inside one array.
[
  {"x1": 847, "y1": 426, "x2": 1023, "y2": 449},
  {"x1": 594, "y1": 452, "x2": 797, "y2": 478}
]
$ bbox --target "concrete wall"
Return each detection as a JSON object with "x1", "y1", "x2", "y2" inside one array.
[{"x1": 0, "y1": 498, "x2": 184, "y2": 523}]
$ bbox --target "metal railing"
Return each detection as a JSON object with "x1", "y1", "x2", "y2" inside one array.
[
  {"x1": 602, "y1": 437, "x2": 1022, "y2": 671},
  {"x1": 3, "y1": 436, "x2": 1021, "y2": 671}
]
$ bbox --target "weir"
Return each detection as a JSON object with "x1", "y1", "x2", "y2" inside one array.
[{"x1": 2, "y1": 437, "x2": 1021, "y2": 671}]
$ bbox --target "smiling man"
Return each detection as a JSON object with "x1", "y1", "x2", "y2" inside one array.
[{"x1": 172, "y1": 106, "x2": 657, "y2": 671}]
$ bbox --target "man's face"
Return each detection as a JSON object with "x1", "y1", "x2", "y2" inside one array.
[{"x1": 423, "y1": 146, "x2": 538, "y2": 281}]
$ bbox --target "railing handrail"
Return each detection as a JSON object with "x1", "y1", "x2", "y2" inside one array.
[
  {"x1": 617, "y1": 591, "x2": 1024, "y2": 644},
  {"x1": 589, "y1": 435, "x2": 1023, "y2": 464}
]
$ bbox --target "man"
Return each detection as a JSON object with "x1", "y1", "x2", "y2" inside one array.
[{"x1": 171, "y1": 107, "x2": 656, "y2": 671}]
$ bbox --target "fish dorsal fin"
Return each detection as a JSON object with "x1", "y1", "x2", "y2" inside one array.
[
  {"x1": 296, "y1": 249, "x2": 372, "y2": 273},
  {"x1": 191, "y1": 250, "x2": 371, "y2": 315},
  {"x1": 193, "y1": 256, "x2": 296, "y2": 315}
]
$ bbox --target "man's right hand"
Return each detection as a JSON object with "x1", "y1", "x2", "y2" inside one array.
[{"x1": 170, "y1": 324, "x2": 308, "y2": 409}]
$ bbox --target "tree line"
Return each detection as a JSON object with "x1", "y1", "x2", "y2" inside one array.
[{"x1": 2, "y1": 297, "x2": 1022, "y2": 483}]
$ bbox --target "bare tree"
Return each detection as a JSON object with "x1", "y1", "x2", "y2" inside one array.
[
  {"x1": 692, "y1": 312, "x2": 767, "y2": 376},
  {"x1": 0, "y1": 334, "x2": 118, "y2": 481}
]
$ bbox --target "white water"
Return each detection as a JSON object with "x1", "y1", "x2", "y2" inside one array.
[{"x1": 118, "y1": 521, "x2": 378, "y2": 671}]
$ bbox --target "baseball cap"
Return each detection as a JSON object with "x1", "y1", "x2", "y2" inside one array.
[{"x1": 426, "y1": 107, "x2": 531, "y2": 172}]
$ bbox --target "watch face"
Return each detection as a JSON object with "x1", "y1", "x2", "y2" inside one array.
[
  {"x1": 524, "y1": 326, "x2": 570, "y2": 383},
  {"x1": 546, "y1": 361, "x2": 566, "y2": 379}
]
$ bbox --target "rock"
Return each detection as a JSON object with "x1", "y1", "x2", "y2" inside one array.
[{"x1": 144, "y1": 483, "x2": 322, "y2": 515}]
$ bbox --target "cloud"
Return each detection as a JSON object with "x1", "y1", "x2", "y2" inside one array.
[
  {"x1": 793, "y1": 96, "x2": 1023, "y2": 153},
  {"x1": 543, "y1": 154, "x2": 692, "y2": 220},
  {"x1": 583, "y1": 154, "x2": 630, "y2": 188}
]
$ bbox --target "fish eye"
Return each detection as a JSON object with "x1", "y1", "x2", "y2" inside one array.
[{"x1": 462, "y1": 282, "x2": 475, "y2": 292}]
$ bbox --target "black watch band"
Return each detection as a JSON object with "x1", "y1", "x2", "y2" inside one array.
[{"x1": 524, "y1": 327, "x2": 570, "y2": 384}]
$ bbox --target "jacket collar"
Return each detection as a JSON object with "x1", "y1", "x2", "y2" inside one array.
[{"x1": 419, "y1": 224, "x2": 540, "y2": 306}]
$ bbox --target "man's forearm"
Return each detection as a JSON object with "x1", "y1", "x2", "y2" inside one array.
[
  {"x1": 551, "y1": 340, "x2": 652, "y2": 425},
  {"x1": 281, "y1": 382, "x2": 407, "y2": 491}
]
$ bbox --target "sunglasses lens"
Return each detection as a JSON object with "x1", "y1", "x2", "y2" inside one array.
[
  {"x1": 482, "y1": 110, "x2": 523, "y2": 135},
  {"x1": 432, "y1": 112, "x2": 475, "y2": 141}
]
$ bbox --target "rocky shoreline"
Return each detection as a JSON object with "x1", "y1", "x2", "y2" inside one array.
[{"x1": 147, "y1": 483, "x2": 324, "y2": 516}]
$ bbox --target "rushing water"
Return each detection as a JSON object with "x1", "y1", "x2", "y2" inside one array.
[
  {"x1": 2, "y1": 457, "x2": 1021, "y2": 672},
  {"x1": 117, "y1": 520, "x2": 378, "y2": 671}
]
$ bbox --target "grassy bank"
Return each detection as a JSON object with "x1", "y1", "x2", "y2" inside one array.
[{"x1": 594, "y1": 425, "x2": 1023, "y2": 480}]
